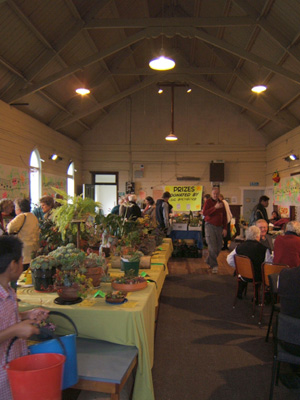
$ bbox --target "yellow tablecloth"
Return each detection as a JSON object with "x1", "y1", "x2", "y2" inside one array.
[
  {"x1": 18, "y1": 240, "x2": 173, "y2": 400},
  {"x1": 18, "y1": 283, "x2": 156, "y2": 400}
]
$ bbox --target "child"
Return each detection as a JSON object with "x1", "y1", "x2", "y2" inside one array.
[{"x1": 0, "y1": 236, "x2": 49, "y2": 400}]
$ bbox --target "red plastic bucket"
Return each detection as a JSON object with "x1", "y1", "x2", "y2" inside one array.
[{"x1": 6, "y1": 353, "x2": 65, "y2": 400}]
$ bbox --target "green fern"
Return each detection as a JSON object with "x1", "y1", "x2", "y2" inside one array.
[{"x1": 51, "y1": 188, "x2": 101, "y2": 240}]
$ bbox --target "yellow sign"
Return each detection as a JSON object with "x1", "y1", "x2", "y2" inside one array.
[{"x1": 165, "y1": 185, "x2": 203, "y2": 212}]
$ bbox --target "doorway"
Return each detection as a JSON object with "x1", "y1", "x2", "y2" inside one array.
[
  {"x1": 84, "y1": 172, "x2": 118, "y2": 215},
  {"x1": 241, "y1": 188, "x2": 265, "y2": 224}
]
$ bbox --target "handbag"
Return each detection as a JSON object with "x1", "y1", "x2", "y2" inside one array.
[
  {"x1": 28, "y1": 311, "x2": 78, "y2": 390},
  {"x1": 10, "y1": 214, "x2": 26, "y2": 235}
]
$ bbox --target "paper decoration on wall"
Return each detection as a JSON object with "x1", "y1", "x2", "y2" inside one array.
[
  {"x1": 272, "y1": 170, "x2": 280, "y2": 183},
  {"x1": 165, "y1": 185, "x2": 203, "y2": 212},
  {"x1": 42, "y1": 173, "x2": 66, "y2": 196},
  {"x1": 0, "y1": 164, "x2": 29, "y2": 199},
  {"x1": 274, "y1": 175, "x2": 300, "y2": 206}
]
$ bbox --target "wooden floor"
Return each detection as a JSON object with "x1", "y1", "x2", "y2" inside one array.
[{"x1": 168, "y1": 249, "x2": 234, "y2": 275}]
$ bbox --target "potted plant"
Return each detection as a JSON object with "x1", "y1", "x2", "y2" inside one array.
[
  {"x1": 121, "y1": 250, "x2": 144, "y2": 276},
  {"x1": 82, "y1": 252, "x2": 107, "y2": 287},
  {"x1": 30, "y1": 255, "x2": 58, "y2": 292},
  {"x1": 51, "y1": 188, "x2": 101, "y2": 242},
  {"x1": 111, "y1": 270, "x2": 147, "y2": 292},
  {"x1": 54, "y1": 269, "x2": 93, "y2": 301}
]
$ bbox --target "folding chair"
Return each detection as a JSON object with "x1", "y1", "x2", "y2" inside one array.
[
  {"x1": 233, "y1": 254, "x2": 261, "y2": 318},
  {"x1": 269, "y1": 313, "x2": 300, "y2": 400},
  {"x1": 265, "y1": 273, "x2": 281, "y2": 342},
  {"x1": 259, "y1": 263, "x2": 289, "y2": 325}
]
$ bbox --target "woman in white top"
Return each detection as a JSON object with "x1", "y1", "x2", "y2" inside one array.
[{"x1": 7, "y1": 198, "x2": 40, "y2": 269}]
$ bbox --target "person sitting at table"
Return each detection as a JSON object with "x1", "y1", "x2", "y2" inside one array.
[
  {"x1": 256, "y1": 219, "x2": 273, "y2": 251},
  {"x1": 269, "y1": 210, "x2": 280, "y2": 224},
  {"x1": 273, "y1": 221, "x2": 300, "y2": 268},
  {"x1": 0, "y1": 236, "x2": 49, "y2": 400},
  {"x1": 227, "y1": 226, "x2": 272, "y2": 299}
]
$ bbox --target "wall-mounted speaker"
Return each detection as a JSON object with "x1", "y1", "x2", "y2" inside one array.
[{"x1": 210, "y1": 162, "x2": 224, "y2": 182}]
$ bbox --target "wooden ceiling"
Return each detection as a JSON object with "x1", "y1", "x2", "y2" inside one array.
[{"x1": 1, "y1": 0, "x2": 300, "y2": 143}]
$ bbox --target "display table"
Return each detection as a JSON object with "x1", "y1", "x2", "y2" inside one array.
[
  {"x1": 18, "y1": 283, "x2": 156, "y2": 400},
  {"x1": 18, "y1": 240, "x2": 173, "y2": 400},
  {"x1": 169, "y1": 230, "x2": 203, "y2": 249}
]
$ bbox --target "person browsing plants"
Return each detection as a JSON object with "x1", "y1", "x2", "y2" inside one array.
[{"x1": 0, "y1": 236, "x2": 49, "y2": 400}]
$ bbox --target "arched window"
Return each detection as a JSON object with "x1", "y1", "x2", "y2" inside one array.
[
  {"x1": 30, "y1": 149, "x2": 41, "y2": 207},
  {"x1": 67, "y1": 162, "x2": 75, "y2": 197}
]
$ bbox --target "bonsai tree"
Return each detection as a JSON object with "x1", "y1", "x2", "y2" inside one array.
[{"x1": 51, "y1": 188, "x2": 101, "y2": 240}]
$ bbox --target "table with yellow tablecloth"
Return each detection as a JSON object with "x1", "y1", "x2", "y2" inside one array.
[
  {"x1": 18, "y1": 239, "x2": 173, "y2": 400},
  {"x1": 18, "y1": 282, "x2": 156, "y2": 400}
]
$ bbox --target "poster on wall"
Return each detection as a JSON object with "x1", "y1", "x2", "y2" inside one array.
[
  {"x1": 0, "y1": 164, "x2": 29, "y2": 199},
  {"x1": 165, "y1": 185, "x2": 203, "y2": 212},
  {"x1": 273, "y1": 175, "x2": 300, "y2": 206},
  {"x1": 42, "y1": 173, "x2": 66, "y2": 196}
]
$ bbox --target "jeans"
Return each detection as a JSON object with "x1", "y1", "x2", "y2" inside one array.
[{"x1": 205, "y1": 223, "x2": 223, "y2": 268}]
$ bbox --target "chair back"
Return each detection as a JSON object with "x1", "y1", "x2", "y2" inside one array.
[
  {"x1": 234, "y1": 255, "x2": 254, "y2": 280},
  {"x1": 262, "y1": 263, "x2": 289, "y2": 287},
  {"x1": 277, "y1": 313, "x2": 300, "y2": 346}
]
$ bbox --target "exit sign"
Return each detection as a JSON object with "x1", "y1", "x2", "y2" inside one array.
[{"x1": 250, "y1": 182, "x2": 259, "y2": 186}]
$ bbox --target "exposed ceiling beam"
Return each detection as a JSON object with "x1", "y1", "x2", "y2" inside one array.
[
  {"x1": 85, "y1": 16, "x2": 255, "y2": 29},
  {"x1": 189, "y1": 76, "x2": 297, "y2": 129},
  {"x1": 54, "y1": 74, "x2": 167, "y2": 130},
  {"x1": 189, "y1": 27, "x2": 300, "y2": 85},
  {"x1": 4, "y1": 28, "x2": 149, "y2": 103},
  {"x1": 109, "y1": 66, "x2": 233, "y2": 75}
]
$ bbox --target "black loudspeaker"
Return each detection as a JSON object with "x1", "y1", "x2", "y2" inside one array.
[{"x1": 210, "y1": 162, "x2": 224, "y2": 182}]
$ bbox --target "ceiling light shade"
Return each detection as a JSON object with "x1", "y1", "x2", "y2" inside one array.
[
  {"x1": 149, "y1": 49, "x2": 175, "y2": 71},
  {"x1": 251, "y1": 84, "x2": 267, "y2": 93},
  {"x1": 75, "y1": 87, "x2": 90, "y2": 95},
  {"x1": 165, "y1": 132, "x2": 178, "y2": 141}
]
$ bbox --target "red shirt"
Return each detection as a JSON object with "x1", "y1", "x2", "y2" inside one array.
[
  {"x1": 203, "y1": 198, "x2": 227, "y2": 230},
  {"x1": 273, "y1": 233, "x2": 300, "y2": 268}
]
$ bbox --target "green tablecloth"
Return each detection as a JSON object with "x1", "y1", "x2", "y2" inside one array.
[{"x1": 18, "y1": 283, "x2": 156, "y2": 400}]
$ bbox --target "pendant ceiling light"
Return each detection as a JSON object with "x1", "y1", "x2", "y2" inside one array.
[
  {"x1": 75, "y1": 87, "x2": 90, "y2": 95},
  {"x1": 149, "y1": 49, "x2": 175, "y2": 71},
  {"x1": 251, "y1": 84, "x2": 267, "y2": 94},
  {"x1": 165, "y1": 85, "x2": 178, "y2": 141}
]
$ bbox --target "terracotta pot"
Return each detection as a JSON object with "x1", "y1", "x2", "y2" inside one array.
[
  {"x1": 111, "y1": 281, "x2": 147, "y2": 292},
  {"x1": 84, "y1": 266, "x2": 105, "y2": 287},
  {"x1": 56, "y1": 285, "x2": 80, "y2": 301}
]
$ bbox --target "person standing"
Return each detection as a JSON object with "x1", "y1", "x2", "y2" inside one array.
[
  {"x1": 219, "y1": 194, "x2": 232, "y2": 250},
  {"x1": 202, "y1": 187, "x2": 227, "y2": 273},
  {"x1": 7, "y1": 199, "x2": 40, "y2": 271},
  {"x1": 124, "y1": 194, "x2": 141, "y2": 221},
  {"x1": 155, "y1": 192, "x2": 171, "y2": 233},
  {"x1": 249, "y1": 195, "x2": 269, "y2": 226}
]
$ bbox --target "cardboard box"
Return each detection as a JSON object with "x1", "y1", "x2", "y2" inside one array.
[
  {"x1": 188, "y1": 226, "x2": 202, "y2": 231},
  {"x1": 172, "y1": 223, "x2": 188, "y2": 231}
]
